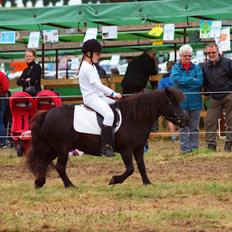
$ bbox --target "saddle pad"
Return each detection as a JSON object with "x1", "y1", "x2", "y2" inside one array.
[{"x1": 73, "y1": 105, "x2": 122, "y2": 135}]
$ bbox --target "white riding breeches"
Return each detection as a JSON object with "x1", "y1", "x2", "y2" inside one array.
[{"x1": 85, "y1": 96, "x2": 115, "y2": 126}]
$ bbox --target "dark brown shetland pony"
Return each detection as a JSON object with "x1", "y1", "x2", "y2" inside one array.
[{"x1": 26, "y1": 87, "x2": 188, "y2": 188}]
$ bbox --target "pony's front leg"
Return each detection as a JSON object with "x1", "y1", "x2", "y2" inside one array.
[
  {"x1": 55, "y1": 152, "x2": 75, "y2": 188},
  {"x1": 109, "y1": 150, "x2": 134, "y2": 185},
  {"x1": 133, "y1": 146, "x2": 151, "y2": 185}
]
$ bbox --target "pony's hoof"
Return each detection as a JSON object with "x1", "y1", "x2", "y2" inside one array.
[
  {"x1": 143, "y1": 181, "x2": 152, "y2": 185},
  {"x1": 34, "y1": 184, "x2": 43, "y2": 189},
  {"x1": 109, "y1": 176, "x2": 116, "y2": 185},
  {"x1": 34, "y1": 179, "x2": 45, "y2": 189},
  {"x1": 65, "y1": 183, "x2": 76, "y2": 188}
]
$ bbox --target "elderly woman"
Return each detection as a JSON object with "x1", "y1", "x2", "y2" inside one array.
[{"x1": 170, "y1": 44, "x2": 203, "y2": 153}]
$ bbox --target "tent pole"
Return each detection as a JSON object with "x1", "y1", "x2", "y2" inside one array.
[
  {"x1": 183, "y1": 28, "x2": 187, "y2": 44},
  {"x1": 66, "y1": 59, "x2": 69, "y2": 79},
  {"x1": 56, "y1": 49, "x2": 58, "y2": 79},
  {"x1": 174, "y1": 43, "x2": 177, "y2": 62},
  {"x1": 42, "y1": 43, "x2": 45, "y2": 79}
]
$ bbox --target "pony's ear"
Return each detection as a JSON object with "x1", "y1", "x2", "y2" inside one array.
[{"x1": 165, "y1": 87, "x2": 184, "y2": 103}]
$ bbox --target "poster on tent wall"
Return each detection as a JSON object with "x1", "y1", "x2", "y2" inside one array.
[
  {"x1": 148, "y1": 24, "x2": 163, "y2": 37},
  {"x1": 0, "y1": 31, "x2": 15, "y2": 44},
  {"x1": 10, "y1": 61, "x2": 27, "y2": 73},
  {"x1": 195, "y1": 50, "x2": 205, "y2": 63},
  {"x1": 200, "y1": 20, "x2": 212, "y2": 39},
  {"x1": 210, "y1": 21, "x2": 222, "y2": 38},
  {"x1": 163, "y1": 24, "x2": 175, "y2": 41},
  {"x1": 71, "y1": 58, "x2": 80, "y2": 70},
  {"x1": 83, "y1": 28, "x2": 98, "y2": 42},
  {"x1": 215, "y1": 27, "x2": 231, "y2": 52},
  {"x1": 43, "y1": 30, "x2": 59, "y2": 43},
  {"x1": 58, "y1": 56, "x2": 68, "y2": 70},
  {"x1": 102, "y1": 26, "x2": 118, "y2": 39},
  {"x1": 110, "y1": 55, "x2": 120, "y2": 66},
  {"x1": 28, "y1": 32, "x2": 40, "y2": 49}
]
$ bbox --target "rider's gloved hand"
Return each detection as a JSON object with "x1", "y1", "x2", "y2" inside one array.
[{"x1": 112, "y1": 92, "x2": 122, "y2": 99}]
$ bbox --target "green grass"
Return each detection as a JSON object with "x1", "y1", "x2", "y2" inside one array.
[{"x1": 0, "y1": 141, "x2": 232, "y2": 231}]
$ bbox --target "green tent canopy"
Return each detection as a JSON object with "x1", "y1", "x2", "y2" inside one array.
[
  {"x1": 0, "y1": 0, "x2": 232, "y2": 59},
  {"x1": 0, "y1": 0, "x2": 232, "y2": 29}
]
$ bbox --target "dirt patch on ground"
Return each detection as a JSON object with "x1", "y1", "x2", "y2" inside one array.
[
  {"x1": 0, "y1": 141, "x2": 232, "y2": 232},
  {"x1": 0, "y1": 142, "x2": 232, "y2": 184}
]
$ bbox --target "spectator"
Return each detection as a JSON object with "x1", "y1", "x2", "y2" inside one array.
[
  {"x1": 94, "y1": 63, "x2": 107, "y2": 77},
  {"x1": 158, "y1": 61, "x2": 175, "y2": 89},
  {"x1": 203, "y1": 43, "x2": 232, "y2": 152},
  {"x1": 0, "y1": 71, "x2": 9, "y2": 148},
  {"x1": 121, "y1": 48, "x2": 158, "y2": 152},
  {"x1": 17, "y1": 49, "x2": 41, "y2": 96},
  {"x1": 170, "y1": 44, "x2": 203, "y2": 154},
  {"x1": 121, "y1": 48, "x2": 158, "y2": 94},
  {"x1": 158, "y1": 61, "x2": 177, "y2": 141}
]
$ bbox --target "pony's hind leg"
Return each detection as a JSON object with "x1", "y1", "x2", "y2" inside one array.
[
  {"x1": 34, "y1": 164, "x2": 47, "y2": 188},
  {"x1": 133, "y1": 146, "x2": 151, "y2": 185},
  {"x1": 34, "y1": 153, "x2": 56, "y2": 188},
  {"x1": 109, "y1": 150, "x2": 134, "y2": 185},
  {"x1": 55, "y1": 151, "x2": 75, "y2": 188}
]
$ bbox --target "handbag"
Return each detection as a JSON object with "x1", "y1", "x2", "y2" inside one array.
[
  {"x1": 23, "y1": 66, "x2": 37, "y2": 96},
  {"x1": 25, "y1": 83, "x2": 37, "y2": 96}
]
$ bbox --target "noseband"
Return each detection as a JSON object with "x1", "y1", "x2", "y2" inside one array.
[{"x1": 164, "y1": 97, "x2": 184, "y2": 124}]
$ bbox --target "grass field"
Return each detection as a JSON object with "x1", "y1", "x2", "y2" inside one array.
[{"x1": 0, "y1": 140, "x2": 232, "y2": 232}]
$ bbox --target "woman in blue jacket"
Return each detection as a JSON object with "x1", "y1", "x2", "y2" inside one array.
[{"x1": 170, "y1": 44, "x2": 203, "y2": 153}]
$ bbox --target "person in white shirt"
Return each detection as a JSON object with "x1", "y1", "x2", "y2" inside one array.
[{"x1": 78, "y1": 39, "x2": 122, "y2": 157}]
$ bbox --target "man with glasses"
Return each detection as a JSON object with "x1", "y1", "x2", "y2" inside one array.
[{"x1": 203, "y1": 43, "x2": 232, "y2": 152}]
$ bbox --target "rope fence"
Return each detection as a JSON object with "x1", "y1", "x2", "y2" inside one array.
[
  {"x1": 0, "y1": 90, "x2": 232, "y2": 99},
  {"x1": 0, "y1": 131, "x2": 231, "y2": 140},
  {"x1": 0, "y1": 90, "x2": 230, "y2": 139}
]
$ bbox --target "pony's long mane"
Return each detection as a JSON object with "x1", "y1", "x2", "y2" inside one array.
[
  {"x1": 119, "y1": 87, "x2": 184, "y2": 124},
  {"x1": 119, "y1": 89, "x2": 161, "y2": 124}
]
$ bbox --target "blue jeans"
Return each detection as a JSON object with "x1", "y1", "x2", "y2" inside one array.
[
  {"x1": 0, "y1": 99, "x2": 6, "y2": 145},
  {"x1": 180, "y1": 109, "x2": 201, "y2": 152}
]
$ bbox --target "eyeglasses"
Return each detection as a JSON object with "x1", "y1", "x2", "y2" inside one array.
[
  {"x1": 182, "y1": 55, "x2": 192, "y2": 58},
  {"x1": 207, "y1": 51, "x2": 217, "y2": 55}
]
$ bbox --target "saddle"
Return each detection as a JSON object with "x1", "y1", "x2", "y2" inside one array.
[
  {"x1": 87, "y1": 103, "x2": 120, "y2": 129},
  {"x1": 73, "y1": 103, "x2": 122, "y2": 135}
]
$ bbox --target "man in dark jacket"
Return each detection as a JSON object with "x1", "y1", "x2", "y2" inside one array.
[
  {"x1": 121, "y1": 48, "x2": 158, "y2": 94},
  {"x1": 121, "y1": 48, "x2": 158, "y2": 152},
  {"x1": 203, "y1": 43, "x2": 232, "y2": 152}
]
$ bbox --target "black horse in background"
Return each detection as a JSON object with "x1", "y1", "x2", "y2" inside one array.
[{"x1": 27, "y1": 87, "x2": 189, "y2": 188}]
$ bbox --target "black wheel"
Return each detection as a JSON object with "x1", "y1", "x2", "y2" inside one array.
[{"x1": 16, "y1": 143, "x2": 24, "y2": 157}]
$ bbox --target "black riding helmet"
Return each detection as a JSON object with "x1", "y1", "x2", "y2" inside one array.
[{"x1": 82, "y1": 39, "x2": 102, "y2": 54}]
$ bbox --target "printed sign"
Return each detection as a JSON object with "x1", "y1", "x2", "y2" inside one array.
[
  {"x1": 28, "y1": 31, "x2": 40, "y2": 49},
  {"x1": 83, "y1": 28, "x2": 98, "y2": 42},
  {"x1": 0, "y1": 31, "x2": 15, "y2": 44},
  {"x1": 43, "y1": 30, "x2": 59, "y2": 43},
  {"x1": 102, "y1": 26, "x2": 118, "y2": 39}
]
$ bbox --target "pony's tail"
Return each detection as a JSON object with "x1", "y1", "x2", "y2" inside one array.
[{"x1": 26, "y1": 111, "x2": 52, "y2": 178}]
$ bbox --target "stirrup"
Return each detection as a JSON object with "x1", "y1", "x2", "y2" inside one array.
[{"x1": 102, "y1": 145, "x2": 115, "y2": 157}]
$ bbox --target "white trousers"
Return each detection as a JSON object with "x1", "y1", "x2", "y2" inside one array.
[{"x1": 85, "y1": 96, "x2": 115, "y2": 126}]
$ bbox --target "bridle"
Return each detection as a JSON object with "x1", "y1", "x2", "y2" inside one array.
[{"x1": 164, "y1": 96, "x2": 186, "y2": 125}]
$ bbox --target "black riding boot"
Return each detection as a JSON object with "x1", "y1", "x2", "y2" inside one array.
[{"x1": 101, "y1": 125, "x2": 115, "y2": 157}]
